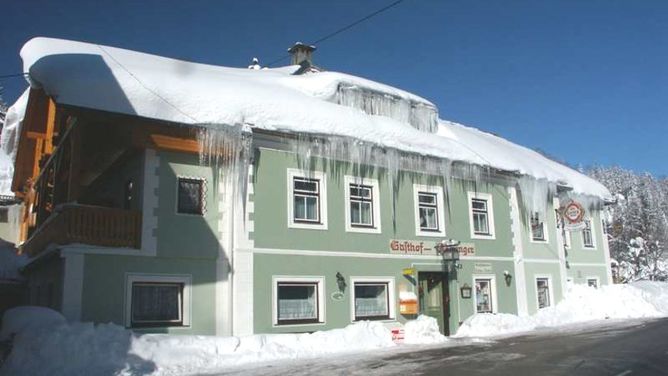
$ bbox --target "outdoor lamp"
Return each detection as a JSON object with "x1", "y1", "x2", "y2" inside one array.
[
  {"x1": 335, "y1": 272, "x2": 347, "y2": 293},
  {"x1": 504, "y1": 270, "x2": 513, "y2": 286}
]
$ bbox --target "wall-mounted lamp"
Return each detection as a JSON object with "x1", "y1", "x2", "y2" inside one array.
[
  {"x1": 336, "y1": 272, "x2": 347, "y2": 293},
  {"x1": 503, "y1": 270, "x2": 512, "y2": 287}
]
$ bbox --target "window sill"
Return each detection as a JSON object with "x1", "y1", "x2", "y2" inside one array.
[
  {"x1": 471, "y1": 233, "x2": 496, "y2": 240},
  {"x1": 288, "y1": 222, "x2": 328, "y2": 230}
]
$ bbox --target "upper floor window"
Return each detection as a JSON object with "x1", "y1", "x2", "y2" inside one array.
[
  {"x1": 344, "y1": 176, "x2": 381, "y2": 233},
  {"x1": 468, "y1": 192, "x2": 496, "y2": 239},
  {"x1": 530, "y1": 212, "x2": 547, "y2": 242},
  {"x1": 583, "y1": 219, "x2": 595, "y2": 248},
  {"x1": 287, "y1": 169, "x2": 328, "y2": 230},
  {"x1": 413, "y1": 185, "x2": 446, "y2": 237},
  {"x1": 177, "y1": 177, "x2": 205, "y2": 215}
]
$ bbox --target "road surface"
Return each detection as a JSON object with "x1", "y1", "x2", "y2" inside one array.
[{"x1": 225, "y1": 318, "x2": 668, "y2": 376}]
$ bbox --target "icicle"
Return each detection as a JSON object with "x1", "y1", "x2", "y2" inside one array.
[
  {"x1": 333, "y1": 84, "x2": 439, "y2": 133},
  {"x1": 517, "y1": 176, "x2": 557, "y2": 218}
]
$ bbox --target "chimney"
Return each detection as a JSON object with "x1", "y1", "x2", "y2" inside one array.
[{"x1": 287, "y1": 42, "x2": 316, "y2": 66}]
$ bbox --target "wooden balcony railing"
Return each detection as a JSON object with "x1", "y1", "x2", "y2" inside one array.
[{"x1": 21, "y1": 204, "x2": 142, "y2": 257}]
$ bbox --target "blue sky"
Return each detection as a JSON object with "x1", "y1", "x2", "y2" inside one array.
[{"x1": 1, "y1": 0, "x2": 666, "y2": 175}]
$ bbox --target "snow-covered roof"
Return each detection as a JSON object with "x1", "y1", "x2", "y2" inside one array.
[{"x1": 18, "y1": 37, "x2": 611, "y2": 200}]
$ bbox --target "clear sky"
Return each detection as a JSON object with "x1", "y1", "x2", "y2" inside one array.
[{"x1": 1, "y1": 0, "x2": 666, "y2": 176}]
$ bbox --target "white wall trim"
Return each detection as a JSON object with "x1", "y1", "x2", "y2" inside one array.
[
  {"x1": 568, "y1": 262, "x2": 610, "y2": 267},
  {"x1": 123, "y1": 273, "x2": 192, "y2": 328},
  {"x1": 344, "y1": 175, "x2": 381, "y2": 234},
  {"x1": 600, "y1": 217, "x2": 614, "y2": 285},
  {"x1": 349, "y1": 276, "x2": 396, "y2": 323},
  {"x1": 287, "y1": 169, "x2": 328, "y2": 230},
  {"x1": 60, "y1": 252, "x2": 84, "y2": 321},
  {"x1": 467, "y1": 191, "x2": 496, "y2": 240},
  {"x1": 140, "y1": 149, "x2": 159, "y2": 256},
  {"x1": 553, "y1": 197, "x2": 568, "y2": 299},
  {"x1": 271, "y1": 276, "x2": 325, "y2": 327},
  {"x1": 507, "y1": 186, "x2": 528, "y2": 316},
  {"x1": 412, "y1": 184, "x2": 446, "y2": 237},
  {"x1": 523, "y1": 258, "x2": 561, "y2": 264}
]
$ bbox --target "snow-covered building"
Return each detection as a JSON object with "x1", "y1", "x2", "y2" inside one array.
[{"x1": 1, "y1": 37, "x2": 613, "y2": 336}]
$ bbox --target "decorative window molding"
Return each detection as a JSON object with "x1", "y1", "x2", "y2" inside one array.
[
  {"x1": 272, "y1": 276, "x2": 325, "y2": 326},
  {"x1": 586, "y1": 277, "x2": 600, "y2": 288},
  {"x1": 467, "y1": 192, "x2": 496, "y2": 240},
  {"x1": 287, "y1": 169, "x2": 328, "y2": 230},
  {"x1": 413, "y1": 184, "x2": 446, "y2": 237},
  {"x1": 535, "y1": 275, "x2": 554, "y2": 310},
  {"x1": 529, "y1": 212, "x2": 549, "y2": 243},
  {"x1": 349, "y1": 276, "x2": 396, "y2": 322},
  {"x1": 473, "y1": 275, "x2": 498, "y2": 314},
  {"x1": 344, "y1": 176, "x2": 381, "y2": 234},
  {"x1": 582, "y1": 218, "x2": 596, "y2": 249},
  {"x1": 124, "y1": 273, "x2": 192, "y2": 328},
  {"x1": 176, "y1": 176, "x2": 206, "y2": 215}
]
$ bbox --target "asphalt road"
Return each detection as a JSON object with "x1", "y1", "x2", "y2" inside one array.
[{"x1": 231, "y1": 318, "x2": 668, "y2": 376}]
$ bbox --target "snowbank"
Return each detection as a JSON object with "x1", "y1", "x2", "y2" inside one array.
[
  {"x1": 18, "y1": 37, "x2": 611, "y2": 200},
  {"x1": 1, "y1": 317, "x2": 398, "y2": 375},
  {"x1": 403, "y1": 315, "x2": 447, "y2": 345},
  {"x1": 454, "y1": 281, "x2": 668, "y2": 338},
  {"x1": 0, "y1": 306, "x2": 65, "y2": 341}
]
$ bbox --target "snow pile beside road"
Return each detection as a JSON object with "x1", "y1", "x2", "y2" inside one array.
[
  {"x1": 403, "y1": 315, "x2": 448, "y2": 344},
  {"x1": 1, "y1": 309, "x2": 397, "y2": 376},
  {"x1": 455, "y1": 282, "x2": 668, "y2": 338}
]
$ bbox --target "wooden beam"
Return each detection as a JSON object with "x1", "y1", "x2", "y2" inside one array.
[
  {"x1": 44, "y1": 98, "x2": 57, "y2": 154},
  {"x1": 148, "y1": 134, "x2": 201, "y2": 154},
  {"x1": 67, "y1": 122, "x2": 82, "y2": 201}
]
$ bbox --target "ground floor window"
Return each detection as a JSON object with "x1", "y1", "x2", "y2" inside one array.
[
  {"x1": 587, "y1": 278, "x2": 599, "y2": 288},
  {"x1": 273, "y1": 277, "x2": 325, "y2": 325},
  {"x1": 125, "y1": 274, "x2": 191, "y2": 328},
  {"x1": 536, "y1": 277, "x2": 552, "y2": 309},
  {"x1": 354, "y1": 282, "x2": 389, "y2": 320},
  {"x1": 474, "y1": 277, "x2": 495, "y2": 313}
]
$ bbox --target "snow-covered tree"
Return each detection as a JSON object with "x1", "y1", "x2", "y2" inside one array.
[{"x1": 587, "y1": 166, "x2": 668, "y2": 282}]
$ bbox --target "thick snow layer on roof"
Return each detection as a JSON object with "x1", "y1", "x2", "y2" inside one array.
[{"x1": 19, "y1": 37, "x2": 610, "y2": 199}]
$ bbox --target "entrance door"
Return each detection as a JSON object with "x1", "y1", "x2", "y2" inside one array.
[{"x1": 418, "y1": 272, "x2": 450, "y2": 335}]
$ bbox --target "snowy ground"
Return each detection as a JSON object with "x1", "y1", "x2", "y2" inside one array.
[{"x1": 2, "y1": 282, "x2": 668, "y2": 376}]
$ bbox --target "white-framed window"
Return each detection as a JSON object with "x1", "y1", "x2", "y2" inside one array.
[
  {"x1": 530, "y1": 212, "x2": 549, "y2": 242},
  {"x1": 287, "y1": 169, "x2": 328, "y2": 230},
  {"x1": 468, "y1": 192, "x2": 496, "y2": 239},
  {"x1": 587, "y1": 277, "x2": 600, "y2": 288},
  {"x1": 272, "y1": 276, "x2": 325, "y2": 326},
  {"x1": 176, "y1": 177, "x2": 206, "y2": 215},
  {"x1": 124, "y1": 274, "x2": 192, "y2": 328},
  {"x1": 473, "y1": 275, "x2": 497, "y2": 313},
  {"x1": 413, "y1": 184, "x2": 446, "y2": 237},
  {"x1": 582, "y1": 218, "x2": 596, "y2": 248},
  {"x1": 350, "y1": 277, "x2": 396, "y2": 322},
  {"x1": 344, "y1": 176, "x2": 381, "y2": 233},
  {"x1": 535, "y1": 276, "x2": 554, "y2": 310}
]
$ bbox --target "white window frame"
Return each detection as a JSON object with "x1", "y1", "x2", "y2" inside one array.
[
  {"x1": 529, "y1": 211, "x2": 549, "y2": 243},
  {"x1": 413, "y1": 184, "x2": 446, "y2": 237},
  {"x1": 349, "y1": 276, "x2": 396, "y2": 322},
  {"x1": 586, "y1": 276, "x2": 600, "y2": 288},
  {"x1": 287, "y1": 169, "x2": 328, "y2": 230},
  {"x1": 124, "y1": 273, "x2": 192, "y2": 328},
  {"x1": 473, "y1": 275, "x2": 498, "y2": 314},
  {"x1": 467, "y1": 192, "x2": 496, "y2": 240},
  {"x1": 582, "y1": 218, "x2": 597, "y2": 249},
  {"x1": 534, "y1": 275, "x2": 555, "y2": 310},
  {"x1": 175, "y1": 176, "x2": 207, "y2": 216},
  {"x1": 272, "y1": 276, "x2": 325, "y2": 327},
  {"x1": 344, "y1": 176, "x2": 381, "y2": 234}
]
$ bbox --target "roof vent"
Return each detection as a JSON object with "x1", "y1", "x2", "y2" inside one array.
[{"x1": 287, "y1": 42, "x2": 316, "y2": 66}]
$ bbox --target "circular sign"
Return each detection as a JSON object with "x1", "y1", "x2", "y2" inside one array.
[{"x1": 563, "y1": 201, "x2": 585, "y2": 224}]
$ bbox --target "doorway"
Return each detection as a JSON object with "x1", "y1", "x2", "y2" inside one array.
[{"x1": 418, "y1": 272, "x2": 450, "y2": 335}]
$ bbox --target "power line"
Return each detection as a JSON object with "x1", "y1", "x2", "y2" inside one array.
[{"x1": 266, "y1": 0, "x2": 408, "y2": 67}]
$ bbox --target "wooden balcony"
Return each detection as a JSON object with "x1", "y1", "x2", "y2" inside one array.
[{"x1": 21, "y1": 204, "x2": 142, "y2": 257}]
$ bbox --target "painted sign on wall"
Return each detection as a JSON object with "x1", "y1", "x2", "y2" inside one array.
[{"x1": 389, "y1": 240, "x2": 475, "y2": 256}]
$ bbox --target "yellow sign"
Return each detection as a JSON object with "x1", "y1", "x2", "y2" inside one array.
[{"x1": 402, "y1": 267, "x2": 416, "y2": 276}]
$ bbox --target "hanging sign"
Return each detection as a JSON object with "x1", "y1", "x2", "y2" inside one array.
[
  {"x1": 389, "y1": 240, "x2": 475, "y2": 256},
  {"x1": 562, "y1": 200, "x2": 586, "y2": 231}
]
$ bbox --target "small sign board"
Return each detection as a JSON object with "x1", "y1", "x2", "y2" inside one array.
[
  {"x1": 474, "y1": 263, "x2": 492, "y2": 273},
  {"x1": 562, "y1": 200, "x2": 586, "y2": 231},
  {"x1": 402, "y1": 267, "x2": 416, "y2": 276}
]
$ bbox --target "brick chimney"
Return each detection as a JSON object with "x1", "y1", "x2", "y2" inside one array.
[{"x1": 287, "y1": 42, "x2": 316, "y2": 65}]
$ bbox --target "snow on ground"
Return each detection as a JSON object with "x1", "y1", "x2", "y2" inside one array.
[
  {"x1": 454, "y1": 281, "x2": 668, "y2": 338},
  {"x1": 3, "y1": 283, "x2": 668, "y2": 375}
]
